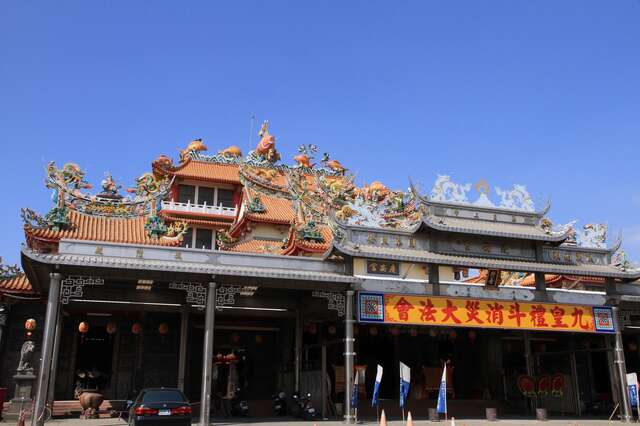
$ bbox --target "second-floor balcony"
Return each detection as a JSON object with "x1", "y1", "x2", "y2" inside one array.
[{"x1": 161, "y1": 200, "x2": 237, "y2": 217}]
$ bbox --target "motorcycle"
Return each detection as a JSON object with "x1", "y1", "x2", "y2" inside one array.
[
  {"x1": 292, "y1": 391, "x2": 317, "y2": 420},
  {"x1": 230, "y1": 386, "x2": 249, "y2": 417},
  {"x1": 272, "y1": 391, "x2": 287, "y2": 416}
]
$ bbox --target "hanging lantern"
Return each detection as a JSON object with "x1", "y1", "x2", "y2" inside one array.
[
  {"x1": 131, "y1": 323, "x2": 143, "y2": 335},
  {"x1": 231, "y1": 333, "x2": 240, "y2": 344},
  {"x1": 410, "y1": 328, "x2": 418, "y2": 337},
  {"x1": 468, "y1": 330, "x2": 477, "y2": 342},
  {"x1": 429, "y1": 328, "x2": 437, "y2": 338},
  {"x1": 369, "y1": 326, "x2": 378, "y2": 336},
  {"x1": 449, "y1": 330, "x2": 457, "y2": 340},
  {"x1": 307, "y1": 323, "x2": 317, "y2": 335},
  {"x1": 255, "y1": 334, "x2": 263, "y2": 344},
  {"x1": 353, "y1": 325, "x2": 359, "y2": 336},
  {"x1": 78, "y1": 321, "x2": 90, "y2": 334},
  {"x1": 106, "y1": 322, "x2": 117, "y2": 335},
  {"x1": 390, "y1": 327, "x2": 400, "y2": 336},
  {"x1": 328, "y1": 325, "x2": 337, "y2": 335},
  {"x1": 24, "y1": 319, "x2": 36, "y2": 331},
  {"x1": 629, "y1": 341, "x2": 638, "y2": 352},
  {"x1": 158, "y1": 323, "x2": 169, "y2": 335}
]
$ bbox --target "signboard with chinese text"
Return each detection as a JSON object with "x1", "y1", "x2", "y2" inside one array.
[
  {"x1": 366, "y1": 260, "x2": 400, "y2": 276},
  {"x1": 357, "y1": 292, "x2": 615, "y2": 334}
]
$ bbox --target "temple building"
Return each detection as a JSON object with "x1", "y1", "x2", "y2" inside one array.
[{"x1": 2, "y1": 121, "x2": 640, "y2": 424}]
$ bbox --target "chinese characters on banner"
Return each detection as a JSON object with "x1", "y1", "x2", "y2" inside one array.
[{"x1": 358, "y1": 292, "x2": 616, "y2": 333}]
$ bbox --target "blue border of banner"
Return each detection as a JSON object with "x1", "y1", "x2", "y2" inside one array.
[
  {"x1": 357, "y1": 292, "x2": 385, "y2": 323},
  {"x1": 592, "y1": 306, "x2": 616, "y2": 333}
]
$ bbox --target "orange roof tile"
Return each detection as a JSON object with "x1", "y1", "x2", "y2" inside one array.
[
  {"x1": 0, "y1": 274, "x2": 34, "y2": 294},
  {"x1": 226, "y1": 239, "x2": 284, "y2": 254},
  {"x1": 26, "y1": 210, "x2": 181, "y2": 247},
  {"x1": 518, "y1": 274, "x2": 604, "y2": 287},
  {"x1": 173, "y1": 161, "x2": 241, "y2": 184}
]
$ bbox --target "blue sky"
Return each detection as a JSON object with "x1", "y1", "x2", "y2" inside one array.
[{"x1": 1, "y1": 1, "x2": 639, "y2": 266}]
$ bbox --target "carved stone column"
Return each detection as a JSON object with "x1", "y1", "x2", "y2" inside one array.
[
  {"x1": 343, "y1": 290, "x2": 355, "y2": 424},
  {"x1": 199, "y1": 282, "x2": 217, "y2": 426},
  {"x1": 32, "y1": 272, "x2": 62, "y2": 426}
]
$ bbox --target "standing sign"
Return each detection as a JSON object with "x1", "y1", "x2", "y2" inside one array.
[{"x1": 627, "y1": 372, "x2": 639, "y2": 415}]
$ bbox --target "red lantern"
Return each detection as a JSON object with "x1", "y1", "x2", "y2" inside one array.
[
  {"x1": 353, "y1": 325, "x2": 360, "y2": 336},
  {"x1": 449, "y1": 330, "x2": 457, "y2": 340},
  {"x1": 369, "y1": 326, "x2": 378, "y2": 336},
  {"x1": 328, "y1": 325, "x2": 337, "y2": 335},
  {"x1": 158, "y1": 323, "x2": 169, "y2": 335},
  {"x1": 106, "y1": 322, "x2": 117, "y2": 335},
  {"x1": 307, "y1": 323, "x2": 317, "y2": 335},
  {"x1": 78, "y1": 322, "x2": 90, "y2": 334},
  {"x1": 390, "y1": 327, "x2": 400, "y2": 336},
  {"x1": 24, "y1": 319, "x2": 36, "y2": 331},
  {"x1": 231, "y1": 333, "x2": 240, "y2": 344},
  {"x1": 132, "y1": 323, "x2": 142, "y2": 335},
  {"x1": 410, "y1": 328, "x2": 418, "y2": 337},
  {"x1": 468, "y1": 330, "x2": 477, "y2": 341},
  {"x1": 255, "y1": 334, "x2": 263, "y2": 344}
]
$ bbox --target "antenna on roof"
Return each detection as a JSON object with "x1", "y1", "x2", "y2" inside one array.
[{"x1": 248, "y1": 114, "x2": 256, "y2": 153}]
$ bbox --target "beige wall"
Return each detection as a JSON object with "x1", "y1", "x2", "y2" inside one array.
[
  {"x1": 251, "y1": 223, "x2": 288, "y2": 240},
  {"x1": 353, "y1": 258, "x2": 455, "y2": 282}
]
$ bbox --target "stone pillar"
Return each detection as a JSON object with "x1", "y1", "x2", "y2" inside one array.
[
  {"x1": 199, "y1": 282, "x2": 216, "y2": 426},
  {"x1": 429, "y1": 263, "x2": 440, "y2": 296},
  {"x1": 0, "y1": 303, "x2": 9, "y2": 349},
  {"x1": 178, "y1": 306, "x2": 189, "y2": 392},
  {"x1": 612, "y1": 307, "x2": 632, "y2": 422},
  {"x1": 344, "y1": 290, "x2": 355, "y2": 424},
  {"x1": 32, "y1": 272, "x2": 61, "y2": 426},
  {"x1": 294, "y1": 309, "x2": 303, "y2": 393},
  {"x1": 46, "y1": 310, "x2": 63, "y2": 406}
]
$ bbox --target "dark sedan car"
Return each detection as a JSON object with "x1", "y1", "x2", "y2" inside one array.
[{"x1": 128, "y1": 388, "x2": 192, "y2": 425}]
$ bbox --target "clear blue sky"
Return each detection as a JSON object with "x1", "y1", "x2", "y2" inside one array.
[{"x1": 1, "y1": 1, "x2": 639, "y2": 266}]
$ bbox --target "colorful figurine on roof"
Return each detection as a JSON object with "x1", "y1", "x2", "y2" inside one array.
[{"x1": 246, "y1": 120, "x2": 281, "y2": 165}]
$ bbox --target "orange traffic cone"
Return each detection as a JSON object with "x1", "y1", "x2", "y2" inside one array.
[
  {"x1": 406, "y1": 411, "x2": 414, "y2": 426},
  {"x1": 379, "y1": 409, "x2": 387, "y2": 426}
]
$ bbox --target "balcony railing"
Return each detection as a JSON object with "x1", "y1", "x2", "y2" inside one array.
[{"x1": 161, "y1": 200, "x2": 237, "y2": 217}]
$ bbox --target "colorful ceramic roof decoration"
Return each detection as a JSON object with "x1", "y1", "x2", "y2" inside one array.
[{"x1": 16, "y1": 119, "x2": 639, "y2": 283}]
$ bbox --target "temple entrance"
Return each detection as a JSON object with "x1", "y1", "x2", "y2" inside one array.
[{"x1": 73, "y1": 325, "x2": 114, "y2": 396}]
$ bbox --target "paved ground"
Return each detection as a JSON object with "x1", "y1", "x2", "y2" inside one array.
[{"x1": 3, "y1": 418, "x2": 628, "y2": 425}]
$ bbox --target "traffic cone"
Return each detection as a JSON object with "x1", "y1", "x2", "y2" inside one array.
[
  {"x1": 406, "y1": 411, "x2": 414, "y2": 426},
  {"x1": 379, "y1": 409, "x2": 387, "y2": 426}
]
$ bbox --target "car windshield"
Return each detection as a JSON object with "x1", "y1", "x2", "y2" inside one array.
[{"x1": 140, "y1": 390, "x2": 186, "y2": 403}]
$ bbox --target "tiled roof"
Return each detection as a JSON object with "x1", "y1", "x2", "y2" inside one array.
[
  {"x1": 519, "y1": 274, "x2": 605, "y2": 287},
  {"x1": 423, "y1": 215, "x2": 566, "y2": 242},
  {"x1": 0, "y1": 273, "x2": 34, "y2": 294},
  {"x1": 173, "y1": 160, "x2": 241, "y2": 184},
  {"x1": 26, "y1": 210, "x2": 181, "y2": 247},
  {"x1": 244, "y1": 190, "x2": 296, "y2": 224},
  {"x1": 226, "y1": 239, "x2": 285, "y2": 254},
  {"x1": 160, "y1": 211, "x2": 234, "y2": 229},
  {"x1": 283, "y1": 225, "x2": 333, "y2": 255},
  {"x1": 335, "y1": 240, "x2": 640, "y2": 279}
]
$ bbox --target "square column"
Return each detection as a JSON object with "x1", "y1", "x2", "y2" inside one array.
[
  {"x1": 199, "y1": 282, "x2": 216, "y2": 426},
  {"x1": 344, "y1": 290, "x2": 355, "y2": 424},
  {"x1": 32, "y1": 272, "x2": 61, "y2": 426},
  {"x1": 177, "y1": 306, "x2": 189, "y2": 392}
]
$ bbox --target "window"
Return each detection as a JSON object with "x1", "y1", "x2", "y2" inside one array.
[
  {"x1": 198, "y1": 187, "x2": 215, "y2": 205},
  {"x1": 217, "y1": 189, "x2": 235, "y2": 208},
  {"x1": 177, "y1": 185, "x2": 195, "y2": 204},
  {"x1": 140, "y1": 389, "x2": 187, "y2": 403},
  {"x1": 195, "y1": 229, "x2": 213, "y2": 250},
  {"x1": 180, "y1": 228, "x2": 193, "y2": 248}
]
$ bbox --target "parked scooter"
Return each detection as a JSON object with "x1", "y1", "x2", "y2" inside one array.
[
  {"x1": 272, "y1": 391, "x2": 287, "y2": 416},
  {"x1": 292, "y1": 391, "x2": 317, "y2": 420},
  {"x1": 230, "y1": 386, "x2": 249, "y2": 417}
]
